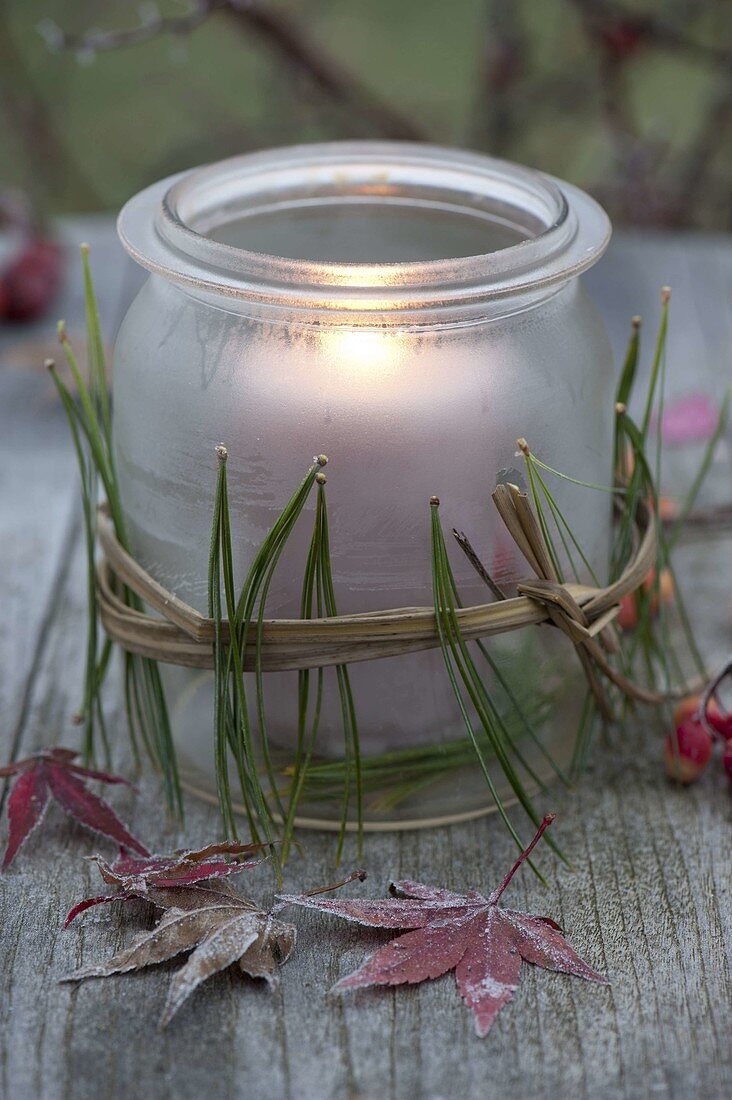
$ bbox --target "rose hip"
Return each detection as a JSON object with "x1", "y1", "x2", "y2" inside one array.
[
  {"x1": 664, "y1": 717, "x2": 713, "y2": 784},
  {"x1": 1, "y1": 238, "x2": 62, "y2": 322},
  {"x1": 673, "y1": 694, "x2": 731, "y2": 739},
  {"x1": 722, "y1": 741, "x2": 732, "y2": 783},
  {"x1": 618, "y1": 566, "x2": 674, "y2": 630}
]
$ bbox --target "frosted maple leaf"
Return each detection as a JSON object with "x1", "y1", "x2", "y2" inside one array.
[{"x1": 280, "y1": 815, "x2": 608, "y2": 1037}]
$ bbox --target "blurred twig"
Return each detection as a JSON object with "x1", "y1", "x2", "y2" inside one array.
[
  {"x1": 0, "y1": 10, "x2": 102, "y2": 222},
  {"x1": 668, "y1": 78, "x2": 732, "y2": 228},
  {"x1": 471, "y1": 1, "x2": 526, "y2": 153},
  {"x1": 46, "y1": 0, "x2": 427, "y2": 142},
  {"x1": 570, "y1": 0, "x2": 732, "y2": 226},
  {"x1": 31, "y1": 0, "x2": 732, "y2": 233},
  {"x1": 568, "y1": 0, "x2": 732, "y2": 68}
]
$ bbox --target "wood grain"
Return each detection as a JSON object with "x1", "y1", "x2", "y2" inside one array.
[{"x1": 0, "y1": 225, "x2": 730, "y2": 1100}]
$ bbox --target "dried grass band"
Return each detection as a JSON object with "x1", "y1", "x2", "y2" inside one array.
[{"x1": 96, "y1": 489, "x2": 694, "y2": 706}]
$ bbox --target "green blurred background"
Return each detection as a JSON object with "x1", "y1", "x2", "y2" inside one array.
[{"x1": 1, "y1": 0, "x2": 731, "y2": 228}]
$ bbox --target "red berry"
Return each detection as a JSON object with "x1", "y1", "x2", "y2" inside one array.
[
  {"x1": 617, "y1": 593, "x2": 638, "y2": 630},
  {"x1": 673, "y1": 696, "x2": 699, "y2": 727},
  {"x1": 657, "y1": 496, "x2": 679, "y2": 522},
  {"x1": 722, "y1": 741, "x2": 732, "y2": 782},
  {"x1": 673, "y1": 694, "x2": 731, "y2": 739},
  {"x1": 708, "y1": 708, "x2": 732, "y2": 741},
  {"x1": 665, "y1": 717, "x2": 713, "y2": 784},
  {"x1": 618, "y1": 567, "x2": 674, "y2": 630},
  {"x1": 2, "y1": 238, "x2": 62, "y2": 322},
  {"x1": 598, "y1": 20, "x2": 645, "y2": 59},
  {"x1": 648, "y1": 567, "x2": 674, "y2": 613}
]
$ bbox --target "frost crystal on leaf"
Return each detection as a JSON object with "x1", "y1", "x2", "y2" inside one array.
[
  {"x1": 62, "y1": 839, "x2": 287, "y2": 1025},
  {"x1": 64, "y1": 840, "x2": 270, "y2": 925},
  {"x1": 279, "y1": 815, "x2": 608, "y2": 1037}
]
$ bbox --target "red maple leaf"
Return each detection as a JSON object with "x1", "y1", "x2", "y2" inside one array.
[
  {"x1": 65, "y1": 841, "x2": 271, "y2": 926},
  {"x1": 279, "y1": 815, "x2": 608, "y2": 1037},
  {"x1": 0, "y1": 747, "x2": 148, "y2": 869}
]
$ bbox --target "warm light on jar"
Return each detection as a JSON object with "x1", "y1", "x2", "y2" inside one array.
[
  {"x1": 321, "y1": 327, "x2": 405, "y2": 379},
  {"x1": 114, "y1": 142, "x2": 613, "y2": 828}
]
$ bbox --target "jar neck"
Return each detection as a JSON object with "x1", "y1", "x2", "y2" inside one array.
[
  {"x1": 161, "y1": 274, "x2": 577, "y2": 330},
  {"x1": 118, "y1": 142, "x2": 611, "y2": 327}
]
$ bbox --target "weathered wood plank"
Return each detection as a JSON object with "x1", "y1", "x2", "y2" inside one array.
[
  {"x1": 0, "y1": 372, "x2": 78, "y2": 776},
  {"x1": 0, "y1": 224, "x2": 730, "y2": 1100},
  {"x1": 0, "y1": 216, "x2": 141, "y2": 772}
]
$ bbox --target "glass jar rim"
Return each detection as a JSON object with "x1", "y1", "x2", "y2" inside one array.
[{"x1": 118, "y1": 141, "x2": 611, "y2": 319}]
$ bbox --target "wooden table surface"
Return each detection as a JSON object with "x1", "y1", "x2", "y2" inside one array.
[{"x1": 0, "y1": 222, "x2": 730, "y2": 1100}]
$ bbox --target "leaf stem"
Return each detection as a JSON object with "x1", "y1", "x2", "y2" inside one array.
[
  {"x1": 300, "y1": 869, "x2": 368, "y2": 898},
  {"x1": 489, "y1": 813, "x2": 556, "y2": 904}
]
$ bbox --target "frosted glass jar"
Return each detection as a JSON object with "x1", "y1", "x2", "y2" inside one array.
[{"x1": 114, "y1": 142, "x2": 613, "y2": 828}]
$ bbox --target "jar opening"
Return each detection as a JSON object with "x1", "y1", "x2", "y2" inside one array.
[
  {"x1": 118, "y1": 142, "x2": 611, "y2": 319},
  {"x1": 204, "y1": 202, "x2": 530, "y2": 264}
]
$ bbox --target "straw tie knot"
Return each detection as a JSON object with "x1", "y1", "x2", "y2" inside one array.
[{"x1": 514, "y1": 579, "x2": 594, "y2": 646}]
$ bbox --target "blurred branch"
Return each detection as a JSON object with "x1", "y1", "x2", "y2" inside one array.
[
  {"x1": 567, "y1": 0, "x2": 732, "y2": 69},
  {"x1": 568, "y1": 0, "x2": 732, "y2": 225},
  {"x1": 40, "y1": 1, "x2": 217, "y2": 52},
  {"x1": 571, "y1": 0, "x2": 656, "y2": 223},
  {"x1": 29, "y1": 0, "x2": 732, "y2": 232},
  {"x1": 46, "y1": 0, "x2": 427, "y2": 142},
  {"x1": 0, "y1": 11, "x2": 102, "y2": 222},
  {"x1": 669, "y1": 78, "x2": 732, "y2": 226},
  {"x1": 471, "y1": 0, "x2": 527, "y2": 153}
]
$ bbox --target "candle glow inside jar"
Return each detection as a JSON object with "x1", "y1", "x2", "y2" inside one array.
[{"x1": 114, "y1": 142, "x2": 613, "y2": 828}]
